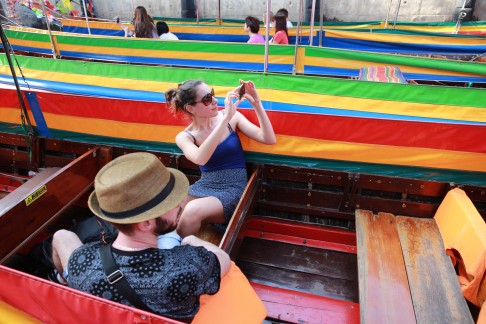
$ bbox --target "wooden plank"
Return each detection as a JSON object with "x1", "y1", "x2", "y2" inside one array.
[
  {"x1": 237, "y1": 260, "x2": 359, "y2": 302},
  {"x1": 255, "y1": 200, "x2": 355, "y2": 221},
  {"x1": 261, "y1": 184, "x2": 343, "y2": 209},
  {"x1": 221, "y1": 168, "x2": 260, "y2": 259},
  {"x1": 396, "y1": 216, "x2": 474, "y2": 324},
  {"x1": 0, "y1": 148, "x2": 101, "y2": 263},
  {"x1": 251, "y1": 282, "x2": 359, "y2": 324},
  {"x1": 238, "y1": 237, "x2": 357, "y2": 281},
  {"x1": 262, "y1": 165, "x2": 349, "y2": 187},
  {"x1": 245, "y1": 217, "x2": 357, "y2": 247},
  {"x1": 355, "y1": 196, "x2": 439, "y2": 218},
  {"x1": 355, "y1": 210, "x2": 416, "y2": 324}
]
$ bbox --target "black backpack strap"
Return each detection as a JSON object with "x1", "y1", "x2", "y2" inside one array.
[{"x1": 99, "y1": 243, "x2": 151, "y2": 312}]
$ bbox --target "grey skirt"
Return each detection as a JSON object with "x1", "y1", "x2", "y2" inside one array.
[{"x1": 189, "y1": 168, "x2": 248, "y2": 222}]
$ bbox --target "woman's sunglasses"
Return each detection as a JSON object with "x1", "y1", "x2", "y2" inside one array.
[{"x1": 192, "y1": 88, "x2": 215, "y2": 106}]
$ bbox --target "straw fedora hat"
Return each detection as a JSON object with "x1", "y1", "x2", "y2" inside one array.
[{"x1": 88, "y1": 152, "x2": 189, "y2": 224}]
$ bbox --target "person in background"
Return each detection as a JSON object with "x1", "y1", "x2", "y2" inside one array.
[
  {"x1": 51, "y1": 152, "x2": 230, "y2": 322},
  {"x1": 156, "y1": 21, "x2": 179, "y2": 40},
  {"x1": 270, "y1": 13, "x2": 289, "y2": 44},
  {"x1": 164, "y1": 80, "x2": 276, "y2": 239},
  {"x1": 276, "y1": 8, "x2": 294, "y2": 28},
  {"x1": 118, "y1": 6, "x2": 157, "y2": 38},
  {"x1": 244, "y1": 16, "x2": 265, "y2": 44},
  {"x1": 262, "y1": 10, "x2": 275, "y2": 28}
]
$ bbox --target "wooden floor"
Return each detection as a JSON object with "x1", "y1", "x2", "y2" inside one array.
[{"x1": 236, "y1": 236, "x2": 359, "y2": 303}]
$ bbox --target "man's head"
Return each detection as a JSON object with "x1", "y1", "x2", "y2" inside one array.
[
  {"x1": 245, "y1": 16, "x2": 260, "y2": 34},
  {"x1": 276, "y1": 8, "x2": 289, "y2": 18},
  {"x1": 156, "y1": 21, "x2": 170, "y2": 36},
  {"x1": 88, "y1": 153, "x2": 189, "y2": 230}
]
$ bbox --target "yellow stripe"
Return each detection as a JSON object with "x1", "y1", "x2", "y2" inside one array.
[
  {"x1": 303, "y1": 56, "x2": 482, "y2": 77},
  {"x1": 7, "y1": 39, "x2": 52, "y2": 50},
  {"x1": 325, "y1": 29, "x2": 486, "y2": 46},
  {"x1": 240, "y1": 135, "x2": 486, "y2": 173},
  {"x1": 56, "y1": 43, "x2": 294, "y2": 64},
  {"x1": 1, "y1": 65, "x2": 484, "y2": 123},
  {"x1": 6, "y1": 111, "x2": 485, "y2": 172},
  {"x1": 44, "y1": 113, "x2": 181, "y2": 142},
  {"x1": 0, "y1": 108, "x2": 37, "y2": 126}
]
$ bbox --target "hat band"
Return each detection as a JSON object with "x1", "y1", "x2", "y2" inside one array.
[{"x1": 100, "y1": 173, "x2": 175, "y2": 219}]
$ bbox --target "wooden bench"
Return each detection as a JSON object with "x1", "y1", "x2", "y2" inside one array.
[{"x1": 356, "y1": 210, "x2": 474, "y2": 323}]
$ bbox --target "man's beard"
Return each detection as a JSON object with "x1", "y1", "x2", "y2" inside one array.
[{"x1": 153, "y1": 217, "x2": 177, "y2": 236}]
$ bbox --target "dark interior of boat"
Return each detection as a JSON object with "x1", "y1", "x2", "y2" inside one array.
[{"x1": 1, "y1": 132, "x2": 485, "y2": 322}]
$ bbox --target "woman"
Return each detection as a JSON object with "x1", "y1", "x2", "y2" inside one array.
[
  {"x1": 119, "y1": 6, "x2": 157, "y2": 38},
  {"x1": 244, "y1": 16, "x2": 265, "y2": 44},
  {"x1": 270, "y1": 13, "x2": 289, "y2": 44},
  {"x1": 165, "y1": 80, "x2": 276, "y2": 238}
]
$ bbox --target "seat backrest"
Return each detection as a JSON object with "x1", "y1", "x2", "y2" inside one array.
[
  {"x1": 434, "y1": 188, "x2": 486, "y2": 306},
  {"x1": 358, "y1": 66, "x2": 407, "y2": 83}
]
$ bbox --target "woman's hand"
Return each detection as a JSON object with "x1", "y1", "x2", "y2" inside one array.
[
  {"x1": 223, "y1": 91, "x2": 240, "y2": 122},
  {"x1": 238, "y1": 80, "x2": 261, "y2": 107}
]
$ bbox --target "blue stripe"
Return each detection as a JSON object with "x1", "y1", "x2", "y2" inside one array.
[
  {"x1": 58, "y1": 51, "x2": 294, "y2": 73},
  {"x1": 323, "y1": 37, "x2": 486, "y2": 55},
  {"x1": 25, "y1": 91, "x2": 51, "y2": 137},
  {"x1": 62, "y1": 26, "x2": 125, "y2": 37},
  {"x1": 0, "y1": 74, "x2": 483, "y2": 126},
  {"x1": 5, "y1": 45, "x2": 54, "y2": 55},
  {"x1": 303, "y1": 66, "x2": 486, "y2": 82}
]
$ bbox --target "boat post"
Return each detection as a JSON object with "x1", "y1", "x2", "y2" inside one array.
[
  {"x1": 264, "y1": 0, "x2": 271, "y2": 73},
  {"x1": 196, "y1": 0, "x2": 200, "y2": 24},
  {"x1": 81, "y1": 0, "x2": 92, "y2": 35},
  {"x1": 392, "y1": 0, "x2": 402, "y2": 29},
  {"x1": 218, "y1": 0, "x2": 221, "y2": 25},
  {"x1": 318, "y1": 0, "x2": 324, "y2": 47},
  {"x1": 40, "y1": 0, "x2": 58, "y2": 58},
  {"x1": 292, "y1": 0, "x2": 304, "y2": 75},
  {"x1": 384, "y1": 0, "x2": 394, "y2": 28},
  {"x1": 453, "y1": 0, "x2": 468, "y2": 34},
  {"x1": 309, "y1": 0, "x2": 316, "y2": 46}
]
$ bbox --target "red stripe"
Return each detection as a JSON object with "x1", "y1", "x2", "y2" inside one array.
[
  {"x1": 248, "y1": 111, "x2": 486, "y2": 154},
  {"x1": 3, "y1": 89, "x2": 484, "y2": 154}
]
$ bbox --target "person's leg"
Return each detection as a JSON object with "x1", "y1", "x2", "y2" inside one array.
[
  {"x1": 176, "y1": 196, "x2": 225, "y2": 238},
  {"x1": 51, "y1": 229, "x2": 83, "y2": 282}
]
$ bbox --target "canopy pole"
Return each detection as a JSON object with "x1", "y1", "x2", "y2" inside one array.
[
  {"x1": 81, "y1": 0, "x2": 91, "y2": 35},
  {"x1": 40, "y1": 0, "x2": 58, "y2": 58},
  {"x1": 292, "y1": 0, "x2": 304, "y2": 75},
  {"x1": 0, "y1": 24, "x2": 35, "y2": 138},
  {"x1": 392, "y1": 0, "x2": 402, "y2": 29},
  {"x1": 264, "y1": 0, "x2": 271, "y2": 73},
  {"x1": 196, "y1": 0, "x2": 200, "y2": 24},
  {"x1": 309, "y1": 0, "x2": 316, "y2": 46},
  {"x1": 453, "y1": 0, "x2": 468, "y2": 34},
  {"x1": 131, "y1": 0, "x2": 135, "y2": 13},
  {"x1": 318, "y1": 0, "x2": 324, "y2": 47},
  {"x1": 218, "y1": 0, "x2": 221, "y2": 24},
  {"x1": 384, "y1": 0, "x2": 394, "y2": 28}
]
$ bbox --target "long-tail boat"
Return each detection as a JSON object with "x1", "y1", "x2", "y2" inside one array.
[{"x1": 0, "y1": 24, "x2": 485, "y2": 323}]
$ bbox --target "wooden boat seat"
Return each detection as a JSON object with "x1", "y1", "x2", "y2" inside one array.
[{"x1": 356, "y1": 209, "x2": 473, "y2": 323}]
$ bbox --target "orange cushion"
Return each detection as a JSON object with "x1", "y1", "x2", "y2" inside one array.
[
  {"x1": 434, "y1": 188, "x2": 486, "y2": 306},
  {"x1": 192, "y1": 262, "x2": 267, "y2": 324},
  {"x1": 0, "y1": 300, "x2": 41, "y2": 323}
]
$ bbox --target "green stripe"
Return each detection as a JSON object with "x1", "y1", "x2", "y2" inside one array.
[
  {"x1": 56, "y1": 33, "x2": 294, "y2": 55},
  {"x1": 1, "y1": 54, "x2": 486, "y2": 108},
  {"x1": 5, "y1": 29, "x2": 51, "y2": 42}
]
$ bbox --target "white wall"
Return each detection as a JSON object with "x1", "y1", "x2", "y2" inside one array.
[{"x1": 91, "y1": 0, "x2": 485, "y2": 22}]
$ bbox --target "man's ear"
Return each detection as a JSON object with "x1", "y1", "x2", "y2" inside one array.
[{"x1": 135, "y1": 219, "x2": 155, "y2": 232}]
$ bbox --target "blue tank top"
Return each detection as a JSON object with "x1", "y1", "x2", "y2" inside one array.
[{"x1": 200, "y1": 130, "x2": 246, "y2": 172}]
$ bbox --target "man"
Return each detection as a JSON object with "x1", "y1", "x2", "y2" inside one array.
[{"x1": 51, "y1": 152, "x2": 230, "y2": 321}]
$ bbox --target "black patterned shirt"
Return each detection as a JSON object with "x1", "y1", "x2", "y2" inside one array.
[{"x1": 67, "y1": 241, "x2": 221, "y2": 320}]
